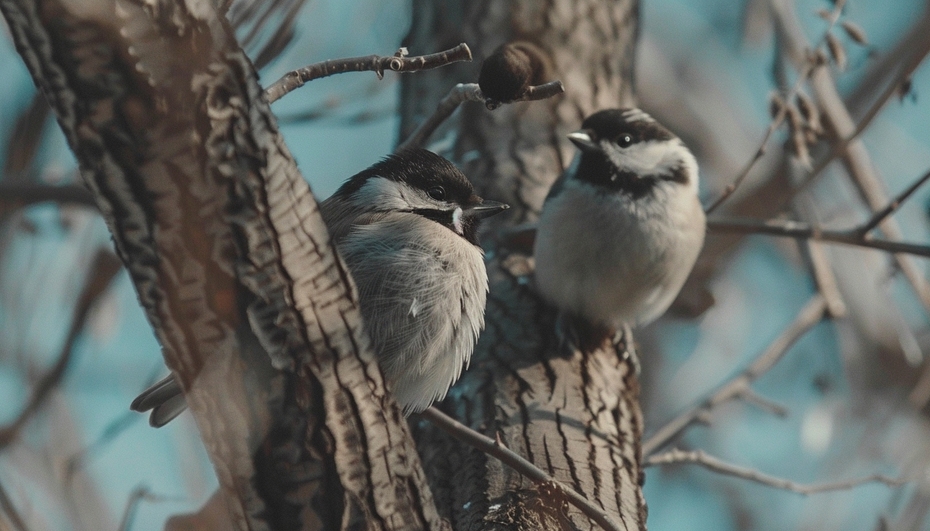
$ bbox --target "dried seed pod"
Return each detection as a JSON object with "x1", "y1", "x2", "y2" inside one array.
[
  {"x1": 841, "y1": 20, "x2": 868, "y2": 45},
  {"x1": 478, "y1": 41, "x2": 552, "y2": 104},
  {"x1": 815, "y1": 8, "x2": 832, "y2": 21},
  {"x1": 826, "y1": 32, "x2": 848, "y2": 70},
  {"x1": 795, "y1": 91, "x2": 822, "y2": 134}
]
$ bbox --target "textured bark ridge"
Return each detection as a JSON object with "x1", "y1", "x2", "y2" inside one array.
[
  {"x1": 402, "y1": 1, "x2": 646, "y2": 530},
  {"x1": 0, "y1": 0, "x2": 442, "y2": 529}
]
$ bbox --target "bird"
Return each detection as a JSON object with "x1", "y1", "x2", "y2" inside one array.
[
  {"x1": 132, "y1": 149, "x2": 508, "y2": 425},
  {"x1": 532, "y1": 108, "x2": 705, "y2": 344}
]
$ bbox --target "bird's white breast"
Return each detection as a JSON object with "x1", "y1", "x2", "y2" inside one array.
[
  {"x1": 336, "y1": 213, "x2": 487, "y2": 413},
  {"x1": 533, "y1": 178, "x2": 705, "y2": 329}
]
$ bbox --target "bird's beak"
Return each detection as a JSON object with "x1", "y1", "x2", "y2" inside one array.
[
  {"x1": 465, "y1": 199, "x2": 509, "y2": 219},
  {"x1": 568, "y1": 129, "x2": 598, "y2": 153}
]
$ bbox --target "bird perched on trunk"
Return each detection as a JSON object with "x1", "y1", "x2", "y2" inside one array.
[
  {"x1": 533, "y1": 108, "x2": 705, "y2": 345},
  {"x1": 133, "y1": 149, "x2": 508, "y2": 425}
]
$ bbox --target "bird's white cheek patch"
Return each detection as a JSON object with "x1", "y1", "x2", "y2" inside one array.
[{"x1": 452, "y1": 207, "x2": 464, "y2": 234}]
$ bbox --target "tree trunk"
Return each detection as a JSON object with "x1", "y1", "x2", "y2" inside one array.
[
  {"x1": 0, "y1": 0, "x2": 442, "y2": 529},
  {"x1": 401, "y1": 1, "x2": 647, "y2": 530}
]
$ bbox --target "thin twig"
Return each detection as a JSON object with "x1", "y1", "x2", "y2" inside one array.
[
  {"x1": 116, "y1": 485, "x2": 182, "y2": 531},
  {"x1": 704, "y1": 108, "x2": 787, "y2": 214},
  {"x1": 396, "y1": 83, "x2": 484, "y2": 152},
  {"x1": 0, "y1": 481, "x2": 29, "y2": 531},
  {"x1": 771, "y1": 0, "x2": 930, "y2": 314},
  {"x1": 845, "y1": 3, "x2": 930, "y2": 116},
  {"x1": 263, "y1": 43, "x2": 473, "y2": 104},
  {"x1": 705, "y1": 0, "x2": 849, "y2": 215},
  {"x1": 419, "y1": 407, "x2": 624, "y2": 531},
  {"x1": 804, "y1": 240, "x2": 847, "y2": 318},
  {"x1": 645, "y1": 448, "x2": 904, "y2": 495},
  {"x1": 858, "y1": 167, "x2": 930, "y2": 236},
  {"x1": 484, "y1": 80, "x2": 566, "y2": 109},
  {"x1": 790, "y1": 64, "x2": 930, "y2": 202},
  {"x1": 396, "y1": 80, "x2": 564, "y2": 151},
  {"x1": 737, "y1": 387, "x2": 789, "y2": 417},
  {"x1": 519, "y1": 80, "x2": 565, "y2": 101},
  {"x1": 0, "y1": 250, "x2": 122, "y2": 448},
  {"x1": 790, "y1": 193, "x2": 847, "y2": 317},
  {"x1": 704, "y1": 0, "x2": 845, "y2": 214},
  {"x1": 707, "y1": 217, "x2": 930, "y2": 258},
  {"x1": 64, "y1": 364, "x2": 159, "y2": 478},
  {"x1": 643, "y1": 294, "x2": 828, "y2": 456},
  {"x1": 66, "y1": 410, "x2": 140, "y2": 479},
  {"x1": 792, "y1": 8, "x2": 930, "y2": 200},
  {"x1": 117, "y1": 486, "x2": 150, "y2": 531}
]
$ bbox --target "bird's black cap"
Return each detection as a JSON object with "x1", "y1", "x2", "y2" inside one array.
[
  {"x1": 579, "y1": 108, "x2": 676, "y2": 145},
  {"x1": 333, "y1": 149, "x2": 479, "y2": 207},
  {"x1": 567, "y1": 108, "x2": 690, "y2": 198}
]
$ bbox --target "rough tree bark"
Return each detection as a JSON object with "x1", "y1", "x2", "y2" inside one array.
[
  {"x1": 0, "y1": 0, "x2": 443, "y2": 529},
  {"x1": 401, "y1": 1, "x2": 646, "y2": 530}
]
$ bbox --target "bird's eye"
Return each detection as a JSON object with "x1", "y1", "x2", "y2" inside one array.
[
  {"x1": 427, "y1": 186, "x2": 446, "y2": 201},
  {"x1": 616, "y1": 134, "x2": 634, "y2": 148}
]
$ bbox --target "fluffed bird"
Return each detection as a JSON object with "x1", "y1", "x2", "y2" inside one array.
[
  {"x1": 533, "y1": 108, "x2": 705, "y2": 339},
  {"x1": 132, "y1": 149, "x2": 507, "y2": 425}
]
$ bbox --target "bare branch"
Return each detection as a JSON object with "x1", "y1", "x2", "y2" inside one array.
[
  {"x1": 645, "y1": 448, "x2": 903, "y2": 495},
  {"x1": 737, "y1": 387, "x2": 789, "y2": 417},
  {"x1": 0, "y1": 250, "x2": 122, "y2": 449},
  {"x1": 66, "y1": 410, "x2": 140, "y2": 479},
  {"x1": 116, "y1": 485, "x2": 182, "y2": 531},
  {"x1": 419, "y1": 407, "x2": 625, "y2": 531},
  {"x1": 845, "y1": 5, "x2": 930, "y2": 118},
  {"x1": 518, "y1": 80, "x2": 565, "y2": 101},
  {"x1": 263, "y1": 43, "x2": 473, "y2": 103},
  {"x1": 707, "y1": 217, "x2": 930, "y2": 258},
  {"x1": 484, "y1": 80, "x2": 566, "y2": 109},
  {"x1": 643, "y1": 294, "x2": 828, "y2": 456},
  {"x1": 771, "y1": 0, "x2": 930, "y2": 314},
  {"x1": 0, "y1": 182, "x2": 96, "y2": 211},
  {"x1": 0, "y1": 481, "x2": 29, "y2": 531},
  {"x1": 790, "y1": 53, "x2": 930, "y2": 203},
  {"x1": 858, "y1": 167, "x2": 930, "y2": 236},
  {"x1": 396, "y1": 80, "x2": 565, "y2": 152},
  {"x1": 397, "y1": 83, "x2": 484, "y2": 151},
  {"x1": 804, "y1": 240, "x2": 847, "y2": 318},
  {"x1": 705, "y1": 0, "x2": 850, "y2": 215}
]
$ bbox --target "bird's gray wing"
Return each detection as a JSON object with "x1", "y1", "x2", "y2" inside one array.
[
  {"x1": 131, "y1": 374, "x2": 187, "y2": 427},
  {"x1": 338, "y1": 217, "x2": 483, "y2": 413}
]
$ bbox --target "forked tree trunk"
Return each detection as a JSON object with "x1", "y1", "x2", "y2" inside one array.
[
  {"x1": 0, "y1": 0, "x2": 441, "y2": 529},
  {"x1": 401, "y1": 2, "x2": 646, "y2": 530}
]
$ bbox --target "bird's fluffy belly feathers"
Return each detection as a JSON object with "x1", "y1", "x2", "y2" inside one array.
[
  {"x1": 337, "y1": 213, "x2": 487, "y2": 413},
  {"x1": 534, "y1": 180, "x2": 704, "y2": 329}
]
